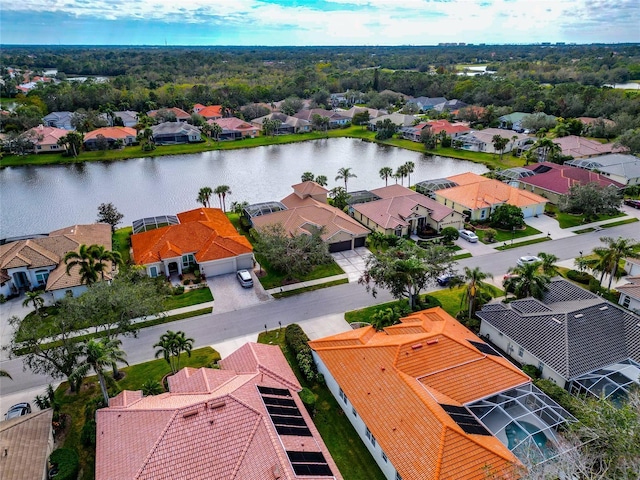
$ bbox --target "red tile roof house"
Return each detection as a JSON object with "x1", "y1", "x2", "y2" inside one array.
[
  {"x1": 131, "y1": 208, "x2": 254, "y2": 279},
  {"x1": 96, "y1": 342, "x2": 343, "y2": 480},
  {"x1": 196, "y1": 105, "x2": 224, "y2": 120},
  {"x1": 401, "y1": 120, "x2": 471, "y2": 142},
  {"x1": 350, "y1": 184, "x2": 465, "y2": 237},
  {"x1": 147, "y1": 107, "x2": 192, "y2": 122},
  {"x1": 22, "y1": 124, "x2": 69, "y2": 153},
  {"x1": 517, "y1": 162, "x2": 625, "y2": 204},
  {"x1": 208, "y1": 117, "x2": 259, "y2": 140},
  {"x1": 83, "y1": 126, "x2": 137, "y2": 150},
  {"x1": 309, "y1": 307, "x2": 574, "y2": 480},
  {"x1": 0, "y1": 224, "x2": 113, "y2": 300},
  {"x1": 250, "y1": 182, "x2": 370, "y2": 252}
]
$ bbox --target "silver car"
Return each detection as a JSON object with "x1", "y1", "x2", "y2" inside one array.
[
  {"x1": 236, "y1": 269, "x2": 254, "y2": 288},
  {"x1": 5, "y1": 402, "x2": 31, "y2": 420},
  {"x1": 458, "y1": 229, "x2": 479, "y2": 243},
  {"x1": 517, "y1": 255, "x2": 541, "y2": 267}
]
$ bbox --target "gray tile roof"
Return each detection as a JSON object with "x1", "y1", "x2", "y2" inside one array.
[{"x1": 478, "y1": 279, "x2": 640, "y2": 380}]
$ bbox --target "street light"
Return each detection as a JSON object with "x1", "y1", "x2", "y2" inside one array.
[{"x1": 511, "y1": 226, "x2": 516, "y2": 246}]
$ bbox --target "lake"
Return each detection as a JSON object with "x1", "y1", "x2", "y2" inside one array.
[{"x1": 0, "y1": 138, "x2": 487, "y2": 239}]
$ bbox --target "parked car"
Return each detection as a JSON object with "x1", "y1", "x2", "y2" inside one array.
[
  {"x1": 5, "y1": 402, "x2": 31, "y2": 420},
  {"x1": 436, "y1": 273, "x2": 459, "y2": 286},
  {"x1": 516, "y1": 255, "x2": 541, "y2": 267},
  {"x1": 458, "y1": 229, "x2": 479, "y2": 243},
  {"x1": 624, "y1": 199, "x2": 640, "y2": 209},
  {"x1": 236, "y1": 269, "x2": 254, "y2": 288}
]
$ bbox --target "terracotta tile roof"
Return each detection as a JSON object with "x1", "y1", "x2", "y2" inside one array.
[
  {"x1": 209, "y1": 117, "x2": 257, "y2": 132},
  {"x1": 309, "y1": 308, "x2": 525, "y2": 480},
  {"x1": 24, "y1": 124, "x2": 68, "y2": 147},
  {"x1": 291, "y1": 181, "x2": 329, "y2": 198},
  {"x1": 521, "y1": 162, "x2": 624, "y2": 194},
  {"x1": 96, "y1": 343, "x2": 342, "y2": 480},
  {"x1": 84, "y1": 126, "x2": 137, "y2": 141},
  {"x1": 148, "y1": 107, "x2": 191, "y2": 120},
  {"x1": 0, "y1": 409, "x2": 53, "y2": 480},
  {"x1": 426, "y1": 119, "x2": 471, "y2": 136},
  {"x1": 438, "y1": 172, "x2": 547, "y2": 209},
  {"x1": 197, "y1": 105, "x2": 223, "y2": 119},
  {"x1": 552, "y1": 135, "x2": 625, "y2": 158},
  {"x1": 617, "y1": 276, "x2": 640, "y2": 301},
  {"x1": 131, "y1": 208, "x2": 252, "y2": 265}
]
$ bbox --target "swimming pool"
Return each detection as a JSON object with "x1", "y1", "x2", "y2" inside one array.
[{"x1": 505, "y1": 420, "x2": 553, "y2": 458}]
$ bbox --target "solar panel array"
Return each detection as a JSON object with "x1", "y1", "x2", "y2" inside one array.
[
  {"x1": 441, "y1": 404, "x2": 491, "y2": 436},
  {"x1": 260, "y1": 387, "x2": 312, "y2": 437},
  {"x1": 468, "y1": 340, "x2": 501, "y2": 357},
  {"x1": 286, "y1": 451, "x2": 333, "y2": 477}
]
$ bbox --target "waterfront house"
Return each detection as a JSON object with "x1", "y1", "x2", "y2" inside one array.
[
  {"x1": 147, "y1": 107, "x2": 191, "y2": 122},
  {"x1": 208, "y1": 117, "x2": 259, "y2": 139},
  {"x1": 251, "y1": 112, "x2": 312, "y2": 134},
  {"x1": 566, "y1": 154, "x2": 640, "y2": 186},
  {"x1": 552, "y1": 135, "x2": 624, "y2": 159},
  {"x1": 22, "y1": 124, "x2": 69, "y2": 153},
  {"x1": 293, "y1": 108, "x2": 351, "y2": 128},
  {"x1": 151, "y1": 122, "x2": 201, "y2": 144},
  {"x1": 455, "y1": 128, "x2": 530, "y2": 154},
  {"x1": 83, "y1": 127, "x2": 137, "y2": 149},
  {"x1": 113, "y1": 110, "x2": 139, "y2": 128},
  {"x1": 42, "y1": 111, "x2": 74, "y2": 130}
]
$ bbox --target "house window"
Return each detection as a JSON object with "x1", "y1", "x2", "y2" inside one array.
[
  {"x1": 339, "y1": 388, "x2": 347, "y2": 405},
  {"x1": 622, "y1": 295, "x2": 630, "y2": 308},
  {"x1": 35, "y1": 269, "x2": 49, "y2": 286},
  {"x1": 518, "y1": 346, "x2": 524, "y2": 357},
  {"x1": 366, "y1": 427, "x2": 376, "y2": 447},
  {"x1": 538, "y1": 361, "x2": 544, "y2": 373},
  {"x1": 395, "y1": 227, "x2": 402, "y2": 237},
  {"x1": 381, "y1": 451, "x2": 388, "y2": 463},
  {"x1": 395, "y1": 472, "x2": 403, "y2": 480},
  {"x1": 481, "y1": 209, "x2": 486, "y2": 219},
  {"x1": 149, "y1": 266, "x2": 158, "y2": 278},
  {"x1": 352, "y1": 406, "x2": 357, "y2": 417},
  {"x1": 182, "y1": 254, "x2": 195, "y2": 268}
]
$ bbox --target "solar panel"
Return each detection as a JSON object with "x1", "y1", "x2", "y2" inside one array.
[
  {"x1": 468, "y1": 340, "x2": 501, "y2": 357},
  {"x1": 257, "y1": 386, "x2": 291, "y2": 397},
  {"x1": 275, "y1": 425, "x2": 313, "y2": 436},
  {"x1": 262, "y1": 396, "x2": 297, "y2": 407},
  {"x1": 287, "y1": 450, "x2": 333, "y2": 477},
  {"x1": 270, "y1": 415, "x2": 308, "y2": 427},
  {"x1": 266, "y1": 405, "x2": 303, "y2": 417},
  {"x1": 287, "y1": 451, "x2": 327, "y2": 463},
  {"x1": 441, "y1": 404, "x2": 491, "y2": 436}
]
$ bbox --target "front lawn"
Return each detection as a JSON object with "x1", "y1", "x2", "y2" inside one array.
[
  {"x1": 545, "y1": 204, "x2": 626, "y2": 229},
  {"x1": 255, "y1": 254, "x2": 345, "y2": 290},
  {"x1": 56, "y1": 347, "x2": 220, "y2": 480},
  {"x1": 163, "y1": 286, "x2": 213, "y2": 310},
  {"x1": 257, "y1": 329, "x2": 386, "y2": 480},
  {"x1": 474, "y1": 224, "x2": 542, "y2": 244}
]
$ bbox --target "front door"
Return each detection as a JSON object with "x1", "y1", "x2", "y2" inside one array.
[{"x1": 13, "y1": 271, "x2": 29, "y2": 289}]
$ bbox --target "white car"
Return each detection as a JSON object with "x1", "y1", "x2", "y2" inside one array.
[
  {"x1": 458, "y1": 229, "x2": 479, "y2": 243},
  {"x1": 516, "y1": 255, "x2": 541, "y2": 267}
]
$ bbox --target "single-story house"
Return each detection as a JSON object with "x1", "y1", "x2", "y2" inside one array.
[
  {"x1": 451, "y1": 105, "x2": 487, "y2": 121},
  {"x1": 433, "y1": 172, "x2": 547, "y2": 220},
  {"x1": 405, "y1": 96, "x2": 447, "y2": 111},
  {"x1": 293, "y1": 108, "x2": 351, "y2": 128},
  {"x1": 147, "y1": 107, "x2": 191, "y2": 122},
  {"x1": 552, "y1": 135, "x2": 624, "y2": 158},
  {"x1": 83, "y1": 127, "x2": 137, "y2": 149},
  {"x1": 249, "y1": 182, "x2": 369, "y2": 252},
  {"x1": 0, "y1": 409, "x2": 54, "y2": 480},
  {"x1": 113, "y1": 110, "x2": 139, "y2": 127},
  {"x1": 498, "y1": 112, "x2": 530, "y2": 131},
  {"x1": 42, "y1": 111, "x2": 74, "y2": 130},
  {"x1": 131, "y1": 208, "x2": 253, "y2": 279},
  {"x1": 515, "y1": 162, "x2": 624, "y2": 204},
  {"x1": 151, "y1": 122, "x2": 201, "y2": 145},
  {"x1": 338, "y1": 106, "x2": 387, "y2": 119},
  {"x1": 330, "y1": 90, "x2": 365, "y2": 107},
  {"x1": 195, "y1": 105, "x2": 223, "y2": 120},
  {"x1": 624, "y1": 257, "x2": 640, "y2": 277},
  {"x1": 433, "y1": 99, "x2": 468, "y2": 112},
  {"x1": 566, "y1": 154, "x2": 640, "y2": 186},
  {"x1": 455, "y1": 128, "x2": 531, "y2": 154},
  {"x1": 427, "y1": 119, "x2": 471, "y2": 138},
  {"x1": 309, "y1": 307, "x2": 574, "y2": 480},
  {"x1": 0, "y1": 223, "x2": 113, "y2": 300},
  {"x1": 367, "y1": 112, "x2": 418, "y2": 131},
  {"x1": 618, "y1": 276, "x2": 640, "y2": 314},
  {"x1": 477, "y1": 279, "x2": 640, "y2": 399},
  {"x1": 96, "y1": 342, "x2": 343, "y2": 480},
  {"x1": 192, "y1": 103, "x2": 206, "y2": 113},
  {"x1": 350, "y1": 184, "x2": 465, "y2": 236},
  {"x1": 251, "y1": 112, "x2": 312, "y2": 134},
  {"x1": 208, "y1": 117, "x2": 259, "y2": 139},
  {"x1": 22, "y1": 124, "x2": 68, "y2": 153},
  {"x1": 399, "y1": 122, "x2": 430, "y2": 141}
]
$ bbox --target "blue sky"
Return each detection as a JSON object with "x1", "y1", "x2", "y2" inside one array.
[{"x1": 1, "y1": 0, "x2": 638, "y2": 45}]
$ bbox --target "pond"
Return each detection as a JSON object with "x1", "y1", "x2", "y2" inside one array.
[{"x1": 0, "y1": 138, "x2": 488, "y2": 239}]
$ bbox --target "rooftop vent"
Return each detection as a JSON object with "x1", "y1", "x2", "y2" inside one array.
[
  {"x1": 411, "y1": 344, "x2": 423, "y2": 350},
  {"x1": 182, "y1": 408, "x2": 199, "y2": 418},
  {"x1": 208, "y1": 399, "x2": 226, "y2": 410},
  {"x1": 599, "y1": 306, "x2": 608, "y2": 311},
  {"x1": 426, "y1": 339, "x2": 439, "y2": 345},
  {"x1": 574, "y1": 314, "x2": 584, "y2": 319},
  {"x1": 552, "y1": 317, "x2": 561, "y2": 324}
]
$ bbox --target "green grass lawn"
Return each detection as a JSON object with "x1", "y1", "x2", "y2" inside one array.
[
  {"x1": 545, "y1": 204, "x2": 626, "y2": 229},
  {"x1": 112, "y1": 227, "x2": 132, "y2": 264},
  {"x1": 475, "y1": 224, "x2": 542, "y2": 244},
  {"x1": 495, "y1": 237, "x2": 551, "y2": 250},
  {"x1": 163, "y1": 287, "x2": 213, "y2": 310},
  {"x1": 257, "y1": 329, "x2": 386, "y2": 480},
  {"x1": 56, "y1": 347, "x2": 220, "y2": 480},
  {"x1": 256, "y1": 255, "x2": 345, "y2": 290}
]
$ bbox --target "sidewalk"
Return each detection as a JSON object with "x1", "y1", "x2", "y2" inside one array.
[{"x1": 265, "y1": 274, "x2": 348, "y2": 295}]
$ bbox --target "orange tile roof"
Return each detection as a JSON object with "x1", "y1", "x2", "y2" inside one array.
[
  {"x1": 438, "y1": 172, "x2": 547, "y2": 209},
  {"x1": 426, "y1": 119, "x2": 471, "y2": 136},
  {"x1": 96, "y1": 343, "x2": 342, "y2": 480},
  {"x1": 131, "y1": 208, "x2": 252, "y2": 265},
  {"x1": 197, "y1": 105, "x2": 223, "y2": 118},
  {"x1": 309, "y1": 308, "x2": 526, "y2": 479},
  {"x1": 84, "y1": 126, "x2": 137, "y2": 141}
]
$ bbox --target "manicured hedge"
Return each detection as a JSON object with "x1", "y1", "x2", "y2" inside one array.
[
  {"x1": 49, "y1": 448, "x2": 80, "y2": 480},
  {"x1": 566, "y1": 269, "x2": 594, "y2": 285},
  {"x1": 285, "y1": 324, "x2": 320, "y2": 383}
]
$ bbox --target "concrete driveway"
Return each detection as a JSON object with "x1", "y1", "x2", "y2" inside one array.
[
  {"x1": 206, "y1": 270, "x2": 273, "y2": 314},
  {"x1": 331, "y1": 247, "x2": 372, "y2": 282}
]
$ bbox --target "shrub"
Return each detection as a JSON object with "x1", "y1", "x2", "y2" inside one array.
[
  {"x1": 440, "y1": 226, "x2": 459, "y2": 244},
  {"x1": 0, "y1": 294, "x2": 6, "y2": 304},
  {"x1": 534, "y1": 378, "x2": 576, "y2": 414},
  {"x1": 172, "y1": 285, "x2": 185, "y2": 295},
  {"x1": 81, "y1": 419, "x2": 97, "y2": 446},
  {"x1": 299, "y1": 387, "x2": 317, "y2": 415},
  {"x1": 522, "y1": 364, "x2": 541, "y2": 379},
  {"x1": 483, "y1": 228, "x2": 497, "y2": 243},
  {"x1": 589, "y1": 277, "x2": 606, "y2": 295},
  {"x1": 49, "y1": 448, "x2": 80, "y2": 480},
  {"x1": 566, "y1": 269, "x2": 594, "y2": 285},
  {"x1": 285, "y1": 324, "x2": 318, "y2": 383}
]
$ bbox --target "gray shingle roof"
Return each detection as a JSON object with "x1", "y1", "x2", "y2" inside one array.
[{"x1": 478, "y1": 279, "x2": 640, "y2": 380}]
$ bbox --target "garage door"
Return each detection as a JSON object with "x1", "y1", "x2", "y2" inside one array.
[
  {"x1": 205, "y1": 259, "x2": 235, "y2": 276},
  {"x1": 354, "y1": 237, "x2": 366, "y2": 248},
  {"x1": 329, "y1": 240, "x2": 352, "y2": 252}
]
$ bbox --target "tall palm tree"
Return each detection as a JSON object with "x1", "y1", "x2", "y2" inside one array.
[
  {"x1": 379, "y1": 166, "x2": 393, "y2": 186},
  {"x1": 503, "y1": 261, "x2": 550, "y2": 299},
  {"x1": 335, "y1": 167, "x2": 357, "y2": 191},
  {"x1": 593, "y1": 236, "x2": 640, "y2": 291},
  {"x1": 73, "y1": 338, "x2": 128, "y2": 405},
  {"x1": 403, "y1": 161, "x2": 415, "y2": 187},
  {"x1": 533, "y1": 137, "x2": 561, "y2": 162},
  {"x1": 395, "y1": 164, "x2": 408, "y2": 186},
  {"x1": 22, "y1": 289, "x2": 45, "y2": 314},
  {"x1": 537, "y1": 252, "x2": 559, "y2": 277},
  {"x1": 154, "y1": 330, "x2": 195, "y2": 374},
  {"x1": 209, "y1": 122, "x2": 223, "y2": 142},
  {"x1": 214, "y1": 185, "x2": 232, "y2": 212},
  {"x1": 89, "y1": 245, "x2": 123, "y2": 280},
  {"x1": 450, "y1": 266, "x2": 492, "y2": 319},
  {"x1": 301, "y1": 172, "x2": 315, "y2": 182},
  {"x1": 197, "y1": 186, "x2": 213, "y2": 207},
  {"x1": 315, "y1": 175, "x2": 328, "y2": 187},
  {"x1": 64, "y1": 244, "x2": 103, "y2": 285}
]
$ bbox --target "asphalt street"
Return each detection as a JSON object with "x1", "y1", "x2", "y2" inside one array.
[{"x1": 1, "y1": 221, "x2": 638, "y2": 406}]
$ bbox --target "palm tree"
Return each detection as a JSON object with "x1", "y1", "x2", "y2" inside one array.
[
  {"x1": 533, "y1": 137, "x2": 561, "y2": 163},
  {"x1": 301, "y1": 172, "x2": 315, "y2": 182},
  {"x1": 335, "y1": 167, "x2": 357, "y2": 191},
  {"x1": 537, "y1": 252, "x2": 559, "y2": 277},
  {"x1": 403, "y1": 161, "x2": 415, "y2": 187},
  {"x1": 315, "y1": 175, "x2": 328, "y2": 187},
  {"x1": 593, "y1": 236, "x2": 640, "y2": 291},
  {"x1": 154, "y1": 330, "x2": 195, "y2": 374},
  {"x1": 214, "y1": 185, "x2": 232, "y2": 212},
  {"x1": 450, "y1": 266, "x2": 492, "y2": 319},
  {"x1": 395, "y1": 165, "x2": 407, "y2": 186},
  {"x1": 379, "y1": 166, "x2": 393, "y2": 186},
  {"x1": 22, "y1": 289, "x2": 45, "y2": 314},
  {"x1": 64, "y1": 244, "x2": 103, "y2": 285},
  {"x1": 503, "y1": 261, "x2": 550, "y2": 299},
  {"x1": 89, "y1": 245, "x2": 123, "y2": 280},
  {"x1": 197, "y1": 186, "x2": 213, "y2": 207},
  {"x1": 73, "y1": 338, "x2": 128, "y2": 405},
  {"x1": 209, "y1": 122, "x2": 223, "y2": 142}
]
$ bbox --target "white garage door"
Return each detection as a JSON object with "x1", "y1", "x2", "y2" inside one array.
[{"x1": 204, "y1": 259, "x2": 236, "y2": 277}]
